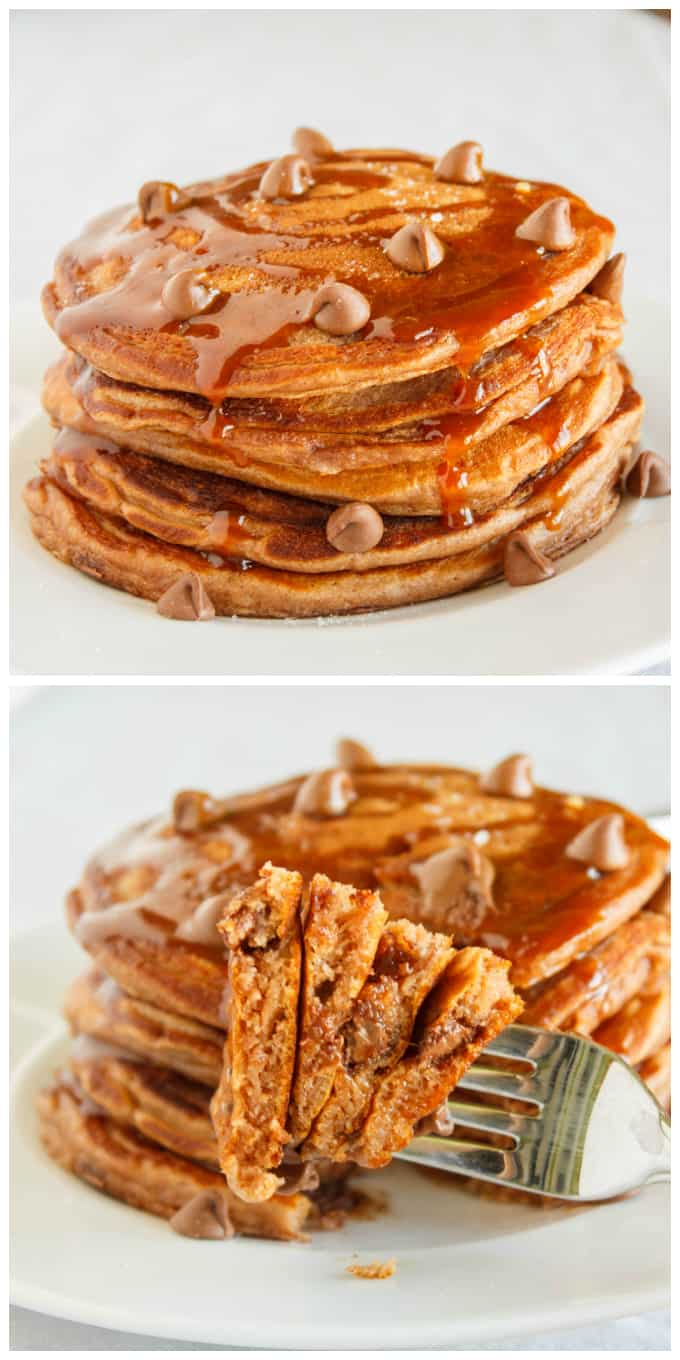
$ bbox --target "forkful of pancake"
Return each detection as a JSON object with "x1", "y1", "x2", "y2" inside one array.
[{"x1": 208, "y1": 853, "x2": 668, "y2": 1208}]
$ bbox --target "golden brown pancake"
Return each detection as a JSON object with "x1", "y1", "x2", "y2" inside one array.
[
  {"x1": 304, "y1": 918, "x2": 454, "y2": 1159},
  {"x1": 520, "y1": 910, "x2": 669, "y2": 1033},
  {"x1": 204, "y1": 865, "x2": 519, "y2": 1195},
  {"x1": 286, "y1": 874, "x2": 387, "y2": 1144},
  {"x1": 40, "y1": 357, "x2": 626, "y2": 528},
  {"x1": 62, "y1": 755, "x2": 668, "y2": 1028},
  {"x1": 211, "y1": 863, "x2": 303, "y2": 1202},
  {"x1": 65, "y1": 1033, "x2": 361, "y2": 1210},
  {"x1": 38, "y1": 1081, "x2": 312, "y2": 1240},
  {"x1": 43, "y1": 293, "x2": 622, "y2": 475},
  {"x1": 638, "y1": 1043, "x2": 670, "y2": 1110},
  {"x1": 350, "y1": 948, "x2": 521, "y2": 1168},
  {"x1": 593, "y1": 984, "x2": 671, "y2": 1065},
  {"x1": 24, "y1": 381, "x2": 641, "y2": 617},
  {"x1": 41, "y1": 151, "x2": 614, "y2": 400},
  {"x1": 63, "y1": 969, "x2": 224, "y2": 1083}
]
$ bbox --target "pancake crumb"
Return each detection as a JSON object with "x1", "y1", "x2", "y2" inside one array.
[{"x1": 347, "y1": 1258, "x2": 396, "y2": 1280}]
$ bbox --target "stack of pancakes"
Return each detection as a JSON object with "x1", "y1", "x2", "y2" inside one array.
[
  {"x1": 39, "y1": 741, "x2": 670, "y2": 1238},
  {"x1": 25, "y1": 132, "x2": 645, "y2": 618}
]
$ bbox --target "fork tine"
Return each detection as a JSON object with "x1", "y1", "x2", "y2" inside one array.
[
  {"x1": 456, "y1": 1064, "x2": 542, "y2": 1107},
  {"x1": 482, "y1": 1023, "x2": 564, "y2": 1063},
  {"x1": 399, "y1": 1134, "x2": 510, "y2": 1179},
  {"x1": 446, "y1": 1098, "x2": 541, "y2": 1142}
]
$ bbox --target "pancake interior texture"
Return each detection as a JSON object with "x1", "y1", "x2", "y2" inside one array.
[{"x1": 24, "y1": 133, "x2": 661, "y2": 618}]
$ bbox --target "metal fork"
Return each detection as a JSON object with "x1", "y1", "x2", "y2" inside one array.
[{"x1": 397, "y1": 1025, "x2": 670, "y2": 1201}]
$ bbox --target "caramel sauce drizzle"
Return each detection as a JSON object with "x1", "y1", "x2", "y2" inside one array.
[
  {"x1": 74, "y1": 768, "x2": 666, "y2": 989},
  {"x1": 53, "y1": 156, "x2": 610, "y2": 398}
]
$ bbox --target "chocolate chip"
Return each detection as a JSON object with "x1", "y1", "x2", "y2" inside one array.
[
  {"x1": 503, "y1": 531, "x2": 555, "y2": 587},
  {"x1": 156, "y1": 572, "x2": 216, "y2": 620},
  {"x1": 138, "y1": 181, "x2": 191, "y2": 222},
  {"x1": 384, "y1": 220, "x2": 445, "y2": 273},
  {"x1": 434, "y1": 141, "x2": 483, "y2": 185},
  {"x1": 335, "y1": 737, "x2": 376, "y2": 770},
  {"x1": 161, "y1": 271, "x2": 219, "y2": 321},
  {"x1": 292, "y1": 127, "x2": 334, "y2": 159},
  {"x1": 412, "y1": 841, "x2": 495, "y2": 936},
  {"x1": 587, "y1": 252, "x2": 626, "y2": 306},
  {"x1": 173, "y1": 789, "x2": 226, "y2": 832},
  {"x1": 326, "y1": 502, "x2": 384, "y2": 553},
  {"x1": 311, "y1": 283, "x2": 371, "y2": 336},
  {"x1": 259, "y1": 155, "x2": 313, "y2": 200},
  {"x1": 169, "y1": 1191, "x2": 234, "y2": 1240},
  {"x1": 565, "y1": 814, "x2": 629, "y2": 872},
  {"x1": 515, "y1": 198, "x2": 576, "y2": 251},
  {"x1": 480, "y1": 754, "x2": 534, "y2": 799},
  {"x1": 293, "y1": 769, "x2": 356, "y2": 817},
  {"x1": 625, "y1": 450, "x2": 671, "y2": 499}
]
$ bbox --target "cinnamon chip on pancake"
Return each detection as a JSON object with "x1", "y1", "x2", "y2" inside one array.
[
  {"x1": 503, "y1": 532, "x2": 555, "y2": 587},
  {"x1": 258, "y1": 154, "x2": 313, "y2": 200},
  {"x1": 138, "y1": 181, "x2": 192, "y2": 221},
  {"x1": 292, "y1": 127, "x2": 334, "y2": 159},
  {"x1": 625, "y1": 449, "x2": 670, "y2": 499},
  {"x1": 480, "y1": 754, "x2": 534, "y2": 799},
  {"x1": 516, "y1": 198, "x2": 575, "y2": 251},
  {"x1": 565, "y1": 814, "x2": 630, "y2": 871},
  {"x1": 156, "y1": 572, "x2": 215, "y2": 620},
  {"x1": 588, "y1": 252, "x2": 625, "y2": 305},
  {"x1": 434, "y1": 141, "x2": 483, "y2": 185}
]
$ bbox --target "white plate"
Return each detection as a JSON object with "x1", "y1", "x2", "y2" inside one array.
[
  {"x1": 10, "y1": 924, "x2": 670, "y2": 1349},
  {"x1": 10, "y1": 301, "x2": 669, "y2": 677}
]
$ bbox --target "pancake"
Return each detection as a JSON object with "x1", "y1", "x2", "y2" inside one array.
[
  {"x1": 62, "y1": 753, "x2": 669, "y2": 1026},
  {"x1": 44, "y1": 293, "x2": 622, "y2": 476},
  {"x1": 638, "y1": 1044, "x2": 670, "y2": 1110},
  {"x1": 41, "y1": 150, "x2": 614, "y2": 401},
  {"x1": 38, "y1": 1080, "x2": 313, "y2": 1240},
  {"x1": 593, "y1": 984, "x2": 671, "y2": 1065},
  {"x1": 304, "y1": 918, "x2": 454, "y2": 1159},
  {"x1": 65, "y1": 1034, "x2": 361, "y2": 1211},
  {"x1": 206, "y1": 865, "x2": 519, "y2": 1192},
  {"x1": 520, "y1": 909, "x2": 670, "y2": 1033},
  {"x1": 40, "y1": 357, "x2": 626, "y2": 531},
  {"x1": 63, "y1": 969, "x2": 224, "y2": 1083},
  {"x1": 211, "y1": 863, "x2": 303, "y2": 1201},
  {"x1": 286, "y1": 873, "x2": 387, "y2": 1144},
  {"x1": 350, "y1": 947, "x2": 521, "y2": 1168},
  {"x1": 24, "y1": 386, "x2": 640, "y2": 617}
]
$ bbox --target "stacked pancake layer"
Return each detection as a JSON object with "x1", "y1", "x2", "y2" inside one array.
[
  {"x1": 25, "y1": 138, "x2": 642, "y2": 616},
  {"x1": 40, "y1": 744, "x2": 670, "y2": 1234}
]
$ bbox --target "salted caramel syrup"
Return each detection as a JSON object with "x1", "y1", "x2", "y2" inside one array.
[
  {"x1": 71, "y1": 765, "x2": 667, "y2": 991},
  {"x1": 49, "y1": 150, "x2": 612, "y2": 408}
]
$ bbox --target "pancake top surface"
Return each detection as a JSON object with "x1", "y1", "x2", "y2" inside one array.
[
  {"x1": 73, "y1": 758, "x2": 667, "y2": 989},
  {"x1": 45, "y1": 144, "x2": 614, "y2": 399}
]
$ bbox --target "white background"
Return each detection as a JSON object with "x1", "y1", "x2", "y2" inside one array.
[
  {"x1": 10, "y1": 682, "x2": 670, "y2": 1348},
  {"x1": 9, "y1": 4, "x2": 671, "y2": 1350},
  {"x1": 10, "y1": 9, "x2": 669, "y2": 307}
]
